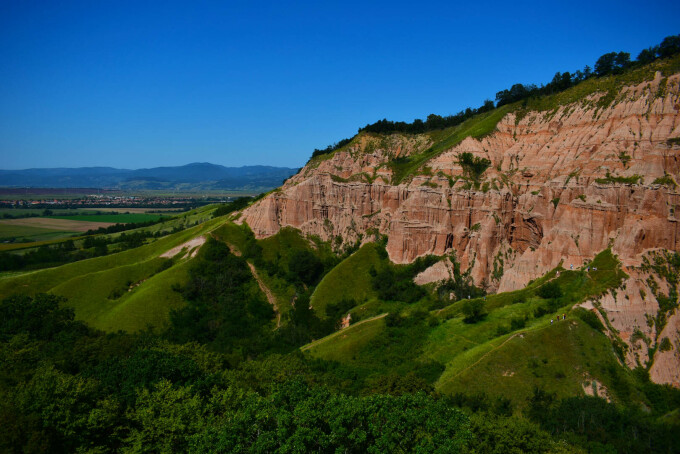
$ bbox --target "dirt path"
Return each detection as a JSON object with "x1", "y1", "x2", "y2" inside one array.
[
  {"x1": 247, "y1": 262, "x2": 281, "y2": 328},
  {"x1": 215, "y1": 236, "x2": 281, "y2": 328}
]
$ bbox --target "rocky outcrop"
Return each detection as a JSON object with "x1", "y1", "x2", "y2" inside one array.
[{"x1": 239, "y1": 70, "x2": 680, "y2": 384}]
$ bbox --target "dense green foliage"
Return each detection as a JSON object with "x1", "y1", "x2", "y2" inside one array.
[
  {"x1": 309, "y1": 137, "x2": 353, "y2": 160},
  {"x1": 166, "y1": 238, "x2": 275, "y2": 360},
  {"x1": 0, "y1": 293, "x2": 475, "y2": 453},
  {"x1": 457, "y1": 152, "x2": 491, "y2": 181},
  {"x1": 2, "y1": 289, "x2": 678, "y2": 453},
  {"x1": 370, "y1": 252, "x2": 439, "y2": 303},
  {"x1": 211, "y1": 196, "x2": 255, "y2": 218},
  {"x1": 360, "y1": 101, "x2": 496, "y2": 135},
  {"x1": 84, "y1": 216, "x2": 171, "y2": 235}
]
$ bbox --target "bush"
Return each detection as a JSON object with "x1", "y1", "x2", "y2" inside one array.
[
  {"x1": 572, "y1": 308, "x2": 605, "y2": 332},
  {"x1": 462, "y1": 300, "x2": 487, "y2": 323},
  {"x1": 537, "y1": 281, "x2": 562, "y2": 300},
  {"x1": 287, "y1": 249, "x2": 323, "y2": 285},
  {"x1": 510, "y1": 317, "x2": 526, "y2": 331}
]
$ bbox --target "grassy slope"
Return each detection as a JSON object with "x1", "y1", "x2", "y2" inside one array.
[
  {"x1": 302, "y1": 313, "x2": 388, "y2": 360},
  {"x1": 310, "y1": 243, "x2": 382, "y2": 317},
  {"x1": 94, "y1": 259, "x2": 193, "y2": 332},
  {"x1": 0, "y1": 204, "x2": 215, "y2": 253},
  {"x1": 301, "y1": 249, "x2": 633, "y2": 406},
  {"x1": 435, "y1": 318, "x2": 633, "y2": 407},
  {"x1": 389, "y1": 106, "x2": 511, "y2": 184},
  {"x1": 0, "y1": 216, "x2": 225, "y2": 331}
]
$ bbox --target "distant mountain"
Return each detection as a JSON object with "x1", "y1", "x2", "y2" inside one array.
[{"x1": 0, "y1": 163, "x2": 299, "y2": 191}]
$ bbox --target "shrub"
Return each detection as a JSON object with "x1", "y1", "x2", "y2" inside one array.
[
  {"x1": 659, "y1": 337, "x2": 673, "y2": 352},
  {"x1": 572, "y1": 307, "x2": 605, "y2": 332},
  {"x1": 510, "y1": 317, "x2": 526, "y2": 331},
  {"x1": 458, "y1": 152, "x2": 491, "y2": 180},
  {"x1": 537, "y1": 281, "x2": 562, "y2": 300},
  {"x1": 462, "y1": 300, "x2": 487, "y2": 323}
]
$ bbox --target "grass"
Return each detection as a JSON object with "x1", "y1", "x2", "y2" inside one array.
[
  {"x1": 210, "y1": 222, "x2": 254, "y2": 253},
  {"x1": 0, "y1": 217, "x2": 225, "y2": 331},
  {"x1": 653, "y1": 175, "x2": 677, "y2": 187},
  {"x1": 435, "y1": 318, "x2": 637, "y2": 407},
  {"x1": 309, "y1": 243, "x2": 382, "y2": 317},
  {"x1": 51, "y1": 256, "x2": 169, "y2": 330},
  {"x1": 93, "y1": 259, "x2": 192, "y2": 332},
  {"x1": 517, "y1": 54, "x2": 680, "y2": 115},
  {"x1": 301, "y1": 247, "x2": 635, "y2": 406},
  {"x1": 258, "y1": 227, "x2": 313, "y2": 264},
  {"x1": 302, "y1": 313, "x2": 388, "y2": 360},
  {"x1": 595, "y1": 174, "x2": 642, "y2": 185},
  {"x1": 388, "y1": 106, "x2": 510, "y2": 184}
]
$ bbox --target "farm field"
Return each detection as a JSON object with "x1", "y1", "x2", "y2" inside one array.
[
  {"x1": 0, "y1": 217, "x2": 114, "y2": 233},
  {"x1": 52, "y1": 213, "x2": 164, "y2": 223},
  {"x1": 0, "y1": 222, "x2": 78, "y2": 242},
  {"x1": 81, "y1": 207, "x2": 182, "y2": 213}
]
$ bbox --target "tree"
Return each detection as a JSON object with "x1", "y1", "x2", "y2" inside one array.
[
  {"x1": 595, "y1": 51, "x2": 631, "y2": 76},
  {"x1": 658, "y1": 34, "x2": 680, "y2": 59},
  {"x1": 537, "y1": 281, "x2": 562, "y2": 300},
  {"x1": 287, "y1": 249, "x2": 322, "y2": 285},
  {"x1": 637, "y1": 46, "x2": 659, "y2": 65}
]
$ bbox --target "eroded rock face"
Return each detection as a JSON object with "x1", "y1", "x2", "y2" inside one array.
[{"x1": 239, "y1": 72, "x2": 680, "y2": 384}]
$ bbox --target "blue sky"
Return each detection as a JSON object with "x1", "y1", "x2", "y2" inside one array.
[{"x1": 1, "y1": 0, "x2": 678, "y2": 170}]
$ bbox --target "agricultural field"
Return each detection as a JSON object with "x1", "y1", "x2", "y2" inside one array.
[
  {"x1": 0, "y1": 222, "x2": 79, "y2": 242},
  {"x1": 52, "y1": 213, "x2": 164, "y2": 223}
]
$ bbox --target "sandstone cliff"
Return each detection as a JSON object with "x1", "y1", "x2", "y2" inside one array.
[{"x1": 240, "y1": 67, "x2": 680, "y2": 384}]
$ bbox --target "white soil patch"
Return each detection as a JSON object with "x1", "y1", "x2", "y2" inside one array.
[{"x1": 161, "y1": 236, "x2": 206, "y2": 258}]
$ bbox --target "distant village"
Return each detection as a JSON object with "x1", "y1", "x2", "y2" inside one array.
[{"x1": 0, "y1": 193, "x2": 232, "y2": 211}]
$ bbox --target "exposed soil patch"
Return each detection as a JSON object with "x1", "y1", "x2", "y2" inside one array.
[{"x1": 160, "y1": 236, "x2": 206, "y2": 258}]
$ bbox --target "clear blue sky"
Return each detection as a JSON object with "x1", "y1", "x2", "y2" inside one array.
[{"x1": 1, "y1": 0, "x2": 678, "y2": 170}]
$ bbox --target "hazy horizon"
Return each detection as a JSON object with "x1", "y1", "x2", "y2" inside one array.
[{"x1": 0, "y1": 162, "x2": 299, "y2": 172}]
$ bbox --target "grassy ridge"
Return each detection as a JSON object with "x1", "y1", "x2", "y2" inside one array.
[
  {"x1": 0, "y1": 216, "x2": 225, "y2": 330},
  {"x1": 309, "y1": 243, "x2": 382, "y2": 317},
  {"x1": 50, "y1": 257, "x2": 168, "y2": 325},
  {"x1": 302, "y1": 249, "x2": 636, "y2": 406},
  {"x1": 94, "y1": 259, "x2": 192, "y2": 332},
  {"x1": 435, "y1": 319, "x2": 637, "y2": 407},
  {"x1": 303, "y1": 313, "x2": 388, "y2": 359},
  {"x1": 388, "y1": 106, "x2": 511, "y2": 184}
]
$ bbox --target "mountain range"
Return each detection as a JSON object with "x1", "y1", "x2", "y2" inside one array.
[{"x1": 0, "y1": 162, "x2": 299, "y2": 191}]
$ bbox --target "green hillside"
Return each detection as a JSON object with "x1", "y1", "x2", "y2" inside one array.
[
  {"x1": 310, "y1": 242, "x2": 382, "y2": 316},
  {"x1": 300, "y1": 249, "x2": 644, "y2": 409},
  {"x1": 0, "y1": 215, "x2": 226, "y2": 331}
]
